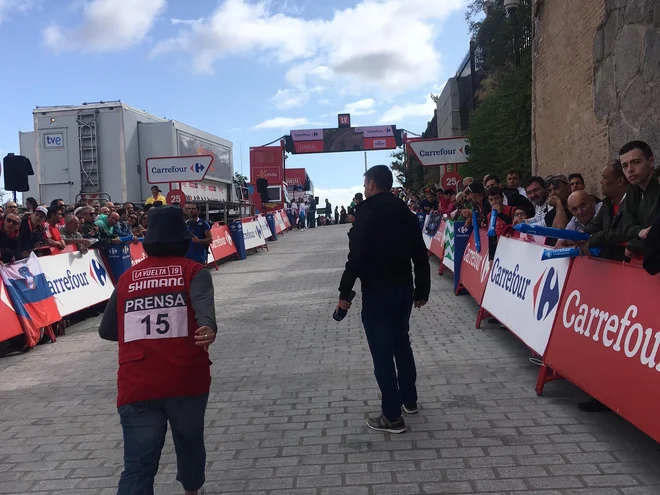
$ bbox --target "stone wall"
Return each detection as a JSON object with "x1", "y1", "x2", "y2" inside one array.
[{"x1": 532, "y1": 0, "x2": 659, "y2": 193}]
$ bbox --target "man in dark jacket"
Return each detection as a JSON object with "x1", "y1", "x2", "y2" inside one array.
[
  {"x1": 619, "y1": 140, "x2": 659, "y2": 256},
  {"x1": 337, "y1": 165, "x2": 430, "y2": 434},
  {"x1": 581, "y1": 160, "x2": 630, "y2": 261},
  {"x1": 0, "y1": 212, "x2": 22, "y2": 263}
]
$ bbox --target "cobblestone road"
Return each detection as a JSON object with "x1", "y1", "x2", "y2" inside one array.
[{"x1": 0, "y1": 225, "x2": 659, "y2": 495}]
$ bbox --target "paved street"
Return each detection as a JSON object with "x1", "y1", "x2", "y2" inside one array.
[{"x1": 0, "y1": 224, "x2": 659, "y2": 495}]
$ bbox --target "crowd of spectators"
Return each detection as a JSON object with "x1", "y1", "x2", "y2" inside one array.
[
  {"x1": 0, "y1": 197, "x2": 163, "y2": 264},
  {"x1": 395, "y1": 140, "x2": 659, "y2": 273}
]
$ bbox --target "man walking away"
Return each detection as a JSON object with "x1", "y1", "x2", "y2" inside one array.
[
  {"x1": 325, "y1": 199, "x2": 332, "y2": 222},
  {"x1": 337, "y1": 165, "x2": 430, "y2": 434},
  {"x1": 184, "y1": 203, "x2": 213, "y2": 265}
]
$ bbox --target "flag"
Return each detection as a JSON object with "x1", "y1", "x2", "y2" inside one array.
[{"x1": 0, "y1": 253, "x2": 61, "y2": 348}]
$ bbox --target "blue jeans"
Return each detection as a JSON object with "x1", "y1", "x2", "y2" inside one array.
[
  {"x1": 362, "y1": 286, "x2": 417, "y2": 422},
  {"x1": 117, "y1": 394, "x2": 208, "y2": 494}
]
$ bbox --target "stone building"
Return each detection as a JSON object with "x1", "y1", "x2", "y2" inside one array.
[{"x1": 532, "y1": 0, "x2": 659, "y2": 191}]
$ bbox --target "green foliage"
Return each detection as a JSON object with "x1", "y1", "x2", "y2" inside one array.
[
  {"x1": 463, "y1": 61, "x2": 532, "y2": 181},
  {"x1": 462, "y1": 0, "x2": 533, "y2": 182},
  {"x1": 391, "y1": 148, "x2": 425, "y2": 191}
]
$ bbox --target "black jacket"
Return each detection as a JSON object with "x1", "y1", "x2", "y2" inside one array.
[
  {"x1": 584, "y1": 196, "x2": 628, "y2": 261},
  {"x1": 643, "y1": 213, "x2": 660, "y2": 275},
  {"x1": 0, "y1": 224, "x2": 21, "y2": 263},
  {"x1": 339, "y1": 192, "x2": 431, "y2": 301},
  {"x1": 621, "y1": 180, "x2": 660, "y2": 254}
]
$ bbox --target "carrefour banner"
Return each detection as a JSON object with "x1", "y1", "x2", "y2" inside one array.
[
  {"x1": 207, "y1": 224, "x2": 238, "y2": 263},
  {"x1": 242, "y1": 219, "x2": 267, "y2": 251},
  {"x1": 39, "y1": 250, "x2": 115, "y2": 317},
  {"x1": 481, "y1": 237, "x2": 570, "y2": 356},
  {"x1": 545, "y1": 257, "x2": 660, "y2": 443},
  {"x1": 459, "y1": 229, "x2": 491, "y2": 304}
]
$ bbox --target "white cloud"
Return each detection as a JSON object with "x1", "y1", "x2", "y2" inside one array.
[
  {"x1": 378, "y1": 97, "x2": 436, "y2": 124},
  {"x1": 343, "y1": 98, "x2": 376, "y2": 116},
  {"x1": 43, "y1": 0, "x2": 165, "y2": 52},
  {"x1": 254, "y1": 117, "x2": 318, "y2": 130},
  {"x1": 155, "y1": 0, "x2": 465, "y2": 92},
  {"x1": 0, "y1": 0, "x2": 35, "y2": 23},
  {"x1": 313, "y1": 185, "x2": 364, "y2": 211}
]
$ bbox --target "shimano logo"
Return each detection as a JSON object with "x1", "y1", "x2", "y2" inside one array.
[
  {"x1": 533, "y1": 267, "x2": 560, "y2": 322},
  {"x1": 489, "y1": 259, "x2": 532, "y2": 301}
]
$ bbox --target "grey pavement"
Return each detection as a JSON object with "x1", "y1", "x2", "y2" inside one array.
[{"x1": 0, "y1": 224, "x2": 659, "y2": 495}]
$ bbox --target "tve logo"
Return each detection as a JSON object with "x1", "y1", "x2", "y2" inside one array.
[{"x1": 44, "y1": 133, "x2": 64, "y2": 149}]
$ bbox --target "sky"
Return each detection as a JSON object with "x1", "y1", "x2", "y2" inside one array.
[{"x1": 0, "y1": 0, "x2": 472, "y2": 209}]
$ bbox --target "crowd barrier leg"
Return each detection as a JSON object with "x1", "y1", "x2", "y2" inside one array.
[
  {"x1": 475, "y1": 307, "x2": 488, "y2": 329},
  {"x1": 43, "y1": 325, "x2": 57, "y2": 344},
  {"x1": 535, "y1": 365, "x2": 563, "y2": 396}
]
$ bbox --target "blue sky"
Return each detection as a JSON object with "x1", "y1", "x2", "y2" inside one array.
[{"x1": 0, "y1": 0, "x2": 471, "y2": 208}]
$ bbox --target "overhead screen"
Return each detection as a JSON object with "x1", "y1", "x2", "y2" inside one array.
[{"x1": 285, "y1": 126, "x2": 402, "y2": 155}]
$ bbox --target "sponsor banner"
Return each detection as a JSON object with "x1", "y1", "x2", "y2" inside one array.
[
  {"x1": 242, "y1": 219, "x2": 267, "y2": 250},
  {"x1": 285, "y1": 168, "x2": 307, "y2": 187},
  {"x1": 408, "y1": 137, "x2": 470, "y2": 166},
  {"x1": 422, "y1": 214, "x2": 432, "y2": 250},
  {"x1": 291, "y1": 129, "x2": 324, "y2": 141},
  {"x1": 207, "y1": 224, "x2": 237, "y2": 263},
  {"x1": 363, "y1": 137, "x2": 397, "y2": 150},
  {"x1": 356, "y1": 126, "x2": 394, "y2": 137},
  {"x1": 481, "y1": 237, "x2": 570, "y2": 356},
  {"x1": 130, "y1": 243, "x2": 147, "y2": 266},
  {"x1": 280, "y1": 210, "x2": 291, "y2": 229},
  {"x1": 429, "y1": 220, "x2": 445, "y2": 259},
  {"x1": 181, "y1": 181, "x2": 227, "y2": 202},
  {"x1": 545, "y1": 258, "x2": 660, "y2": 442},
  {"x1": 459, "y1": 229, "x2": 491, "y2": 304},
  {"x1": 0, "y1": 277, "x2": 24, "y2": 343},
  {"x1": 258, "y1": 216, "x2": 273, "y2": 239},
  {"x1": 274, "y1": 211, "x2": 286, "y2": 233},
  {"x1": 252, "y1": 166, "x2": 282, "y2": 184},
  {"x1": 146, "y1": 155, "x2": 213, "y2": 184},
  {"x1": 293, "y1": 141, "x2": 325, "y2": 154},
  {"x1": 38, "y1": 250, "x2": 115, "y2": 317}
]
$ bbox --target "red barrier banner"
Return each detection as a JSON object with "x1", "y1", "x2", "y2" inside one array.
[
  {"x1": 130, "y1": 243, "x2": 147, "y2": 266},
  {"x1": 209, "y1": 224, "x2": 237, "y2": 262},
  {"x1": 281, "y1": 210, "x2": 291, "y2": 229},
  {"x1": 458, "y1": 229, "x2": 490, "y2": 303},
  {"x1": 0, "y1": 277, "x2": 23, "y2": 343},
  {"x1": 544, "y1": 257, "x2": 660, "y2": 443},
  {"x1": 429, "y1": 219, "x2": 445, "y2": 259}
]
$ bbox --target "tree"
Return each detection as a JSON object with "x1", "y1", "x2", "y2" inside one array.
[
  {"x1": 391, "y1": 148, "x2": 424, "y2": 191},
  {"x1": 463, "y1": 0, "x2": 533, "y2": 181}
]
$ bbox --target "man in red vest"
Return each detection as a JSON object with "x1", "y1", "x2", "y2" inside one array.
[{"x1": 99, "y1": 206, "x2": 217, "y2": 495}]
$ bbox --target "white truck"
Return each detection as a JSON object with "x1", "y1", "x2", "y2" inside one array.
[{"x1": 19, "y1": 101, "x2": 240, "y2": 206}]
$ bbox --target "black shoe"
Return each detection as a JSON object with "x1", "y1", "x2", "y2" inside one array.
[
  {"x1": 578, "y1": 398, "x2": 609, "y2": 412},
  {"x1": 403, "y1": 403, "x2": 419, "y2": 415},
  {"x1": 366, "y1": 414, "x2": 406, "y2": 434}
]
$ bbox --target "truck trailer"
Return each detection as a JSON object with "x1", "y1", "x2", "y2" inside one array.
[{"x1": 19, "y1": 101, "x2": 235, "y2": 206}]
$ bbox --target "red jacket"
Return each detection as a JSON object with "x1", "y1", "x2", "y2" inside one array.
[
  {"x1": 487, "y1": 205, "x2": 517, "y2": 238},
  {"x1": 114, "y1": 256, "x2": 211, "y2": 407}
]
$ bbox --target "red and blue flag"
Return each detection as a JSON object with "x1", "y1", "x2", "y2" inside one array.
[{"x1": 0, "y1": 253, "x2": 61, "y2": 348}]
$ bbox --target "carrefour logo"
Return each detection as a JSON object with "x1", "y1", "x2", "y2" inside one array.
[
  {"x1": 533, "y1": 267, "x2": 560, "y2": 322},
  {"x1": 255, "y1": 224, "x2": 263, "y2": 238},
  {"x1": 193, "y1": 162, "x2": 205, "y2": 174},
  {"x1": 89, "y1": 259, "x2": 108, "y2": 286},
  {"x1": 489, "y1": 258, "x2": 532, "y2": 301}
]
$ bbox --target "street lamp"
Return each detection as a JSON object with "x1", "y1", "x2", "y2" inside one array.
[{"x1": 503, "y1": 0, "x2": 521, "y2": 16}]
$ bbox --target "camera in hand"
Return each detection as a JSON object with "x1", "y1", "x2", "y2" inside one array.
[{"x1": 333, "y1": 290, "x2": 356, "y2": 322}]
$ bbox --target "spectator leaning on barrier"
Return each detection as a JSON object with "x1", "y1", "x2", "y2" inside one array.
[
  {"x1": 465, "y1": 181, "x2": 489, "y2": 227},
  {"x1": 19, "y1": 205, "x2": 47, "y2": 253},
  {"x1": 337, "y1": 165, "x2": 430, "y2": 434},
  {"x1": 184, "y1": 203, "x2": 212, "y2": 265},
  {"x1": 580, "y1": 160, "x2": 630, "y2": 261},
  {"x1": 566, "y1": 191, "x2": 602, "y2": 232},
  {"x1": 59, "y1": 215, "x2": 92, "y2": 254},
  {"x1": 525, "y1": 176, "x2": 552, "y2": 225},
  {"x1": 0, "y1": 212, "x2": 22, "y2": 263},
  {"x1": 44, "y1": 207, "x2": 66, "y2": 250},
  {"x1": 95, "y1": 212, "x2": 123, "y2": 244},
  {"x1": 99, "y1": 206, "x2": 217, "y2": 495},
  {"x1": 544, "y1": 175, "x2": 573, "y2": 230},
  {"x1": 619, "y1": 140, "x2": 659, "y2": 257},
  {"x1": 80, "y1": 207, "x2": 100, "y2": 239},
  {"x1": 115, "y1": 208, "x2": 133, "y2": 238}
]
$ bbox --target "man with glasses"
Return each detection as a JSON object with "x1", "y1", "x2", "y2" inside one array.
[
  {"x1": 79, "y1": 206, "x2": 100, "y2": 239},
  {"x1": 524, "y1": 176, "x2": 551, "y2": 225},
  {"x1": 5, "y1": 201, "x2": 19, "y2": 214},
  {"x1": 0, "y1": 212, "x2": 22, "y2": 263}
]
